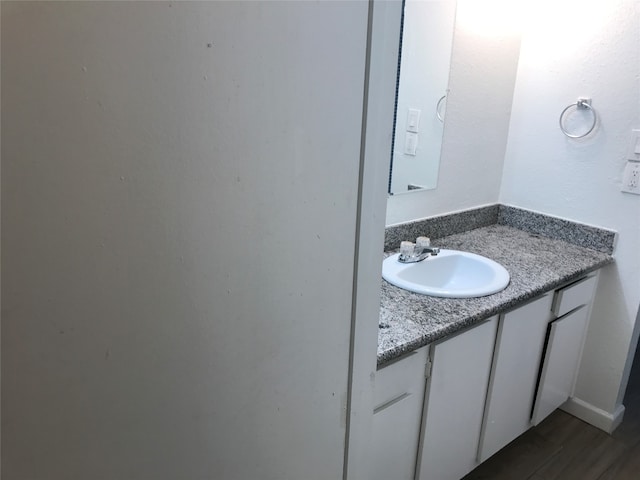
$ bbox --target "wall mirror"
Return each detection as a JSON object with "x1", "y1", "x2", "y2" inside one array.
[{"x1": 389, "y1": 0, "x2": 457, "y2": 195}]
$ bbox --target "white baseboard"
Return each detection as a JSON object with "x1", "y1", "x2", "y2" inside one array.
[{"x1": 560, "y1": 397, "x2": 626, "y2": 433}]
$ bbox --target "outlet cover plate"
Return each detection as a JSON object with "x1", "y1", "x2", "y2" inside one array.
[{"x1": 621, "y1": 161, "x2": 640, "y2": 195}]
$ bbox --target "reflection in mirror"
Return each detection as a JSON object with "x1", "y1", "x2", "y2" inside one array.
[{"x1": 389, "y1": 0, "x2": 457, "y2": 195}]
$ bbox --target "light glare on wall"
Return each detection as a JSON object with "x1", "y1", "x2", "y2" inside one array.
[
  {"x1": 457, "y1": 0, "x2": 616, "y2": 44},
  {"x1": 520, "y1": 0, "x2": 618, "y2": 65},
  {"x1": 456, "y1": 0, "x2": 523, "y2": 37}
]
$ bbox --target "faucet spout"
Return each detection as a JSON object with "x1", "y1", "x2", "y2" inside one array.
[{"x1": 398, "y1": 238, "x2": 440, "y2": 263}]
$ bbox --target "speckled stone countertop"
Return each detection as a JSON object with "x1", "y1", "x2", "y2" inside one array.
[{"x1": 377, "y1": 224, "x2": 614, "y2": 366}]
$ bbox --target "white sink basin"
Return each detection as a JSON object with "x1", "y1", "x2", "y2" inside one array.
[{"x1": 382, "y1": 249, "x2": 510, "y2": 298}]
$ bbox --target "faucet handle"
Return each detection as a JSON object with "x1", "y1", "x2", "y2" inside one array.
[
  {"x1": 416, "y1": 237, "x2": 431, "y2": 249},
  {"x1": 400, "y1": 241, "x2": 415, "y2": 257}
]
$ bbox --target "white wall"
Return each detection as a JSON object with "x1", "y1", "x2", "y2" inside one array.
[
  {"x1": 345, "y1": 2, "x2": 405, "y2": 479},
  {"x1": 0, "y1": 2, "x2": 2, "y2": 465},
  {"x1": 1, "y1": 2, "x2": 370, "y2": 479},
  {"x1": 385, "y1": 0, "x2": 521, "y2": 225},
  {"x1": 500, "y1": 0, "x2": 640, "y2": 423}
]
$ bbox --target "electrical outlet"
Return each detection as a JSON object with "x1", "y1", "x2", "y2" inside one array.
[{"x1": 621, "y1": 161, "x2": 640, "y2": 195}]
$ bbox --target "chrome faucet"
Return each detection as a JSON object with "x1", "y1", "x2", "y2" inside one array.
[{"x1": 398, "y1": 237, "x2": 440, "y2": 263}]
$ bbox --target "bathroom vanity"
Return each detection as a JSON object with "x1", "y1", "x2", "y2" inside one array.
[{"x1": 373, "y1": 207, "x2": 615, "y2": 480}]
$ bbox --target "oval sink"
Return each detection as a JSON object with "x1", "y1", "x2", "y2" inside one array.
[{"x1": 382, "y1": 249, "x2": 510, "y2": 298}]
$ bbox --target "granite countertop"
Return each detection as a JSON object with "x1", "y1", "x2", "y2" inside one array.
[{"x1": 377, "y1": 224, "x2": 614, "y2": 366}]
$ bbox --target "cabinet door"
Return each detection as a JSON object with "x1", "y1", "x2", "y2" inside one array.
[
  {"x1": 417, "y1": 316, "x2": 498, "y2": 480},
  {"x1": 371, "y1": 390, "x2": 425, "y2": 480},
  {"x1": 371, "y1": 347, "x2": 429, "y2": 480},
  {"x1": 478, "y1": 294, "x2": 553, "y2": 463},
  {"x1": 531, "y1": 305, "x2": 590, "y2": 425}
]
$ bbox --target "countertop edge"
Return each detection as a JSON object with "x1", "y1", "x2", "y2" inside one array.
[{"x1": 376, "y1": 227, "x2": 614, "y2": 368}]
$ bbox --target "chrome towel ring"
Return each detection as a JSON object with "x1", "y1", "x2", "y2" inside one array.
[
  {"x1": 559, "y1": 98, "x2": 597, "y2": 138},
  {"x1": 436, "y1": 95, "x2": 447, "y2": 122}
]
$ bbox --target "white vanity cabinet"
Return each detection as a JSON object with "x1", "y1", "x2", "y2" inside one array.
[
  {"x1": 478, "y1": 294, "x2": 553, "y2": 462},
  {"x1": 531, "y1": 274, "x2": 598, "y2": 425},
  {"x1": 371, "y1": 346, "x2": 429, "y2": 480},
  {"x1": 478, "y1": 274, "x2": 598, "y2": 461},
  {"x1": 417, "y1": 317, "x2": 498, "y2": 480},
  {"x1": 374, "y1": 272, "x2": 600, "y2": 480}
]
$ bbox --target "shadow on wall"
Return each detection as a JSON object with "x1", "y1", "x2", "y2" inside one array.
[
  {"x1": 581, "y1": 264, "x2": 638, "y2": 410},
  {"x1": 623, "y1": 303, "x2": 640, "y2": 403}
]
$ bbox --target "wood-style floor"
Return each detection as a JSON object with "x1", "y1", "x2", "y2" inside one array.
[{"x1": 463, "y1": 346, "x2": 640, "y2": 480}]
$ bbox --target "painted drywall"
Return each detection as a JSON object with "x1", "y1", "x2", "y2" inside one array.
[
  {"x1": 385, "y1": 0, "x2": 522, "y2": 225},
  {"x1": 500, "y1": 0, "x2": 640, "y2": 420},
  {"x1": 345, "y1": 2, "x2": 405, "y2": 479},
  {"x1": 0, "y1": 2, "x2": 2, "y2": 464},
  {"x1": 390, "y1": 0, "x2": 456, "y2": 193},
  {"x1": 1, "y1": 2, "x2": 369, "y2": 479}
]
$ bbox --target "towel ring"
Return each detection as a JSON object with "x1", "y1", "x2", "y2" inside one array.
[
  {"x1": 559, "y1": 98, "x2": 597, "y2": 138},
  {"x1": 436, "y1": 95, "x2": 447, "y2": 122}
]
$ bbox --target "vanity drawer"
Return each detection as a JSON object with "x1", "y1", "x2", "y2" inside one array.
[
  {"x1": 371, "y1": 384, "x2": 424, "y2": 480},
  {"x1": 372, "y1": 346, "x2": 428, "y2": 480},
  {"x1": 552, "y1": 274, "x2": 598, "y2": 318},
  {"x1": 374, "y1": 345, "x2": 429, "y2": 410}
]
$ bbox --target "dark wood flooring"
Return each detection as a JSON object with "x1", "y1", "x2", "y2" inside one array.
[{"x1": 463, "y1": 346, "x2": 640, "y2": 480}]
